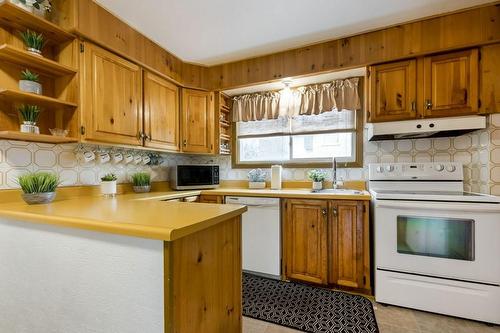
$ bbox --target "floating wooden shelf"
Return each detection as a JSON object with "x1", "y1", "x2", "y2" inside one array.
[
  {"x1": 219, "y1": 120, "x2": 230, "y2": 127},
  {"x1": 219, "y1": 148, "x2": 230, "y2": 155},
  {"x1": 220, "y1": 134, "x2": 231, "y2": 140},
  {"x1": 0, "y1": 130, "x2": 78, "y2": 143},
  {"x1": 0, "y1": 89, "x2": 77, "y2": 109},
  {"x1": 220, "y1": 105, "x2": 230, "y2": 112},
  {"x1": 0, "y1": 2, "x2": 74, "y2": 43},
  {"x1": 0, "y1": 44, "x2": 77, "y2": 76}
]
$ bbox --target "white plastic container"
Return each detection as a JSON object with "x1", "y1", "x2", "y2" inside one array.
[{"x1": 271, "y1": 165, "x2": 282, "y2": 190}]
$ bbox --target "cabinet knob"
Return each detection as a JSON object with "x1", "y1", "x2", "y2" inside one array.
[
  {"x1": 137, "y1": 131, "x2": 145, "y2": 141},
  {"x1": 321, "y1": 208, "x2": 327, "y2": 217},
  {"x1": 183, "y1": 139, "x2": 187, "y2": 147},
  {"x1": 332, "y1": 208, "x2": 338, "y2": 216},
  {"x1": 425, "y1": 99, "x2": 433, "y2": 110},
  {"x1": 145, "y1": 134, "x2": 152, "y2": 141}
]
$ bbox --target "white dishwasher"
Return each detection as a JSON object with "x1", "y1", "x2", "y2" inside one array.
[{"x1": 225, "y1": 196, "x2": 281, "y2": 279}]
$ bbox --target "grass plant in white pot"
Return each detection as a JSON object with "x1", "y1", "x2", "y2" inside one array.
[
  {"x1": 248, "y1": 169, "x2": 266, "y2": 189},
  {"x1": 18, "y1": 104, "x2": 41, "y2": 134},
  {"x1": 100, "y1": 173, "x2": 117, "y2": 197},
  {"x1": 18, "y1": 172, "x2": 59, "y2": 204},
  {"x1": 308, "y1": 169, "x2": 327, "y2": 191},
  {"x1": 19, "y1": 69, "x2": 42, "y2": 95},
  {"x1": 131, "y1": 172, "x2": 151, "y2": 193},
  {"x1": 20, "y1": 29, "x2": 45, "y2": 56}
]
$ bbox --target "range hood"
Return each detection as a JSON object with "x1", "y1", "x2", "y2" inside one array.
[{"x1": 366, "y1": 116, "x2": 486, "y2": 141}]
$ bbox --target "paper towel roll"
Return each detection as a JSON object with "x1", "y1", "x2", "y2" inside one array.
[{"x1": 271, "y1": 165, "x2": 282, "y2": 190}]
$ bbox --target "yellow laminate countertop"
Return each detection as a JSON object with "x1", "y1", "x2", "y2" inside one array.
[
  {"x1": 0, "y1": 194, "x2": 247, "y2": 241},
  {"x1": 201, "y1": 188, "x2": 371, "y2": 201}
]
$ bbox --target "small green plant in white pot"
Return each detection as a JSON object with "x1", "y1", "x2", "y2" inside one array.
[
  {"x1": 248, "y1": 169, "x2": 266, "y2": 189},
  {"x1": 131, "y1": 172, "x2": 151, "y2": 193},
  {"x1": 19, "y1": 69, "x2": 42, "y2": 95},
  {"x1": 20, "y1": 29, "x2": 45, "y2": 56},
  {"x1": 308, "y1": 169, "x2": 326, "y2": 191},
  {"x1": 18, "y1": 172, "x2": 59, "y2": 204},
  {"x1": 100, "y1": 173, "x2": 117, "y2": 197},
  {"x1": 18, "y1": 104, "x2": 41, "y2": 134}
]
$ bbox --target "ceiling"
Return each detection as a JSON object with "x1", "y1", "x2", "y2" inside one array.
[{"x1": 95, "y1": 0, "x2": 494, "y2": 66}]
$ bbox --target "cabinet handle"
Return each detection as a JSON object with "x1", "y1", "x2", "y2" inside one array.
[
  {"x1": 145, "y1": 133, "x2": 152, "y2": 141},
  {"x1": 183, "y1": 139, "x2": 187, "y2": 147},
  {"x1": 137, "y1": 131, "x2": 145, "y2": 141},
  {"x1": 321, "y1": 208, "x2": 327, "y2": 217},
  {"x1": 411, "y1": 101, "x2": 416, "y2": 112},
  {"x1": 425, "y1": 99, "x2": 433, "y2": 110}
]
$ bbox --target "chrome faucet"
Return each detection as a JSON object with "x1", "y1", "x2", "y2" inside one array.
[{"x1": 332, "y1": 157, "x2": 343, "y2": 189}]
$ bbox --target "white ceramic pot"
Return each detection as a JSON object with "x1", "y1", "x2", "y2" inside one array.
[
  {"x1": 19, "y1": 80, "x2": 42, "y2": 95},
  {"x1": 20, "y1": 121, "x2": 39, "y2": 134},
  {"x1": 26, "y1": 47, "x2": 42, "y2": 56},
  {"x1": 100, "y1": 180, "x2": 117, "y2": 197},
  {"x1": 11, "y1": 0, "x2": 33, "y2": 12},
  {"x1": 248, "y1": 181, "x2": 266, "y2": 189},
  {"x1": 312, "y1": 181, "x2": 323, "y2": 191}
]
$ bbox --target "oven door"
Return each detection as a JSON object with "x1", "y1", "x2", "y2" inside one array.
[{"x1": 375, "y1": 200, "x2": 500, "y2": 285}]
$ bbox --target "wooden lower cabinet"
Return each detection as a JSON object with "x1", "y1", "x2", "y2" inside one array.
[
  {"x1": 283, "y1": 199, "x2": 328, "y2": 285},
  {"x1": 283, "y1": 199, "x2": 371, "y2": 293},
  {"x1": 199, "y1": 194, "x2": 224, "y2": 204}
]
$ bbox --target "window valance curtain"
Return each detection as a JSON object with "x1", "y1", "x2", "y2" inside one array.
[{"x1": 232, "y1": 77, "x2": 360, "y2": 122}]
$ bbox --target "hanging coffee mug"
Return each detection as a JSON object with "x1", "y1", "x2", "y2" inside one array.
[
  {"x1": 97, "y1": 151, "x2": 111, "y2": 164},
  {"x1": 123, "y1": 152, "x2": 134, "y2": 164},
  {"x1": 133, "y1": 154, "x2": 143, "y2": 165},
  {"x1": 141, "y1": 155, "x2": 151, "y2": 165},
  {"x1": 112, "y1": 152, "x2": 123, "y2": 164},
  {"x1": 76, "y1": 148, "x2": 95, "y2": 164}
]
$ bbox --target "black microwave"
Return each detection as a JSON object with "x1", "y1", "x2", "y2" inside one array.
[{"x1": 171, "y1": 165, "x2": 219, "y2": 190}]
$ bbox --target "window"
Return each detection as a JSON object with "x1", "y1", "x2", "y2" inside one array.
[{"x1": 234, "y1": 109, "x2": 362, "y2": 167}]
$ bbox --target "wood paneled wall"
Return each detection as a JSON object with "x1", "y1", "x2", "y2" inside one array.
[
  {"x1": 208, "y1": 4, "x2": 500, "y2": 89},
  {"x1": 54, "y1": 1, "x2": 499, "y2": 93}
]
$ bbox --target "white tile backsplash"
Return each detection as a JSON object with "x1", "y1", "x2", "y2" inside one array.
[{"x1": 1, "y1": 115, "x2": 499, "y2": 195}]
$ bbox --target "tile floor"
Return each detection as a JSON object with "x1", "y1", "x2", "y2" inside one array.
[{"x1": 243, "y1": 303, "x2": 500, "y2": 333}]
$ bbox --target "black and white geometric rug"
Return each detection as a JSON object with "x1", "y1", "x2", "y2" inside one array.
[{"x1": 243, "y1": 273, "x2": 379, "y2": 333}]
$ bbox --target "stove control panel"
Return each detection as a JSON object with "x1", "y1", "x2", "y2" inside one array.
[{"x1": 369, "y1": 162, "x2": 463, "y2": 181}]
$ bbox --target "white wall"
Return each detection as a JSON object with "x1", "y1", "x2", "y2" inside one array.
[{"x1": 0, "y1": 218, "x2": 164, "y2": 333}]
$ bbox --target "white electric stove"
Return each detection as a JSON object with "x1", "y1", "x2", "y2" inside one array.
[{"x1": 369, "y1": 162, "x2": 500, "y2": 325}]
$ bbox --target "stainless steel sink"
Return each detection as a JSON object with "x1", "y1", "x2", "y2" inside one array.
[{"x1": 312, "y1": 189, "x2": 363, "y2": 195}]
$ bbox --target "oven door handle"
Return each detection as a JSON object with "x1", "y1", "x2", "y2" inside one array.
[{"x1": 375, "y1": 200, "x2": 500, "y2": 213}]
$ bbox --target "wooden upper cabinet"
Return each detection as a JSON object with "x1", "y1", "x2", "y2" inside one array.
[
  {"x1": 82, "y1": 43, "x2": 142, "y2": 145},
  {"x1": 423, "y1": 49, "x2": 478, "y2": 117},
  {"x1": 369, "y1": 60, "x2": 417, "y2": 122},
  {"x1": 329, "y1": 201, "x2": 368, "y2": 290},
  {"x1": 143, "y1": 71, "x2": 180, "y2": 151},
  {"x1": 181, "y1": 89, "x2": 215, "y2": 154},
  {"x1": 284, "y1": 199, "x2": 328, "y2": 285}
]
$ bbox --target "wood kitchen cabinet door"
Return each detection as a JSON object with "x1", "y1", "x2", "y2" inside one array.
[
  {"x1": 82, "y1": 42, "x2": 143, "y2": 145},
  {"x1": 181, "y1": 89, "x2": 215, "y2": 153},
  {"x1": 329, "y1": 201, "x2": 368, "y2": 290},
  {"x1": 369, "y1": 59, "x2": 417, "y2": 122},
  {"x1": 423, "y1": 49, "x2": 478, "y2": 117},
  {"x1": 284, "y1": 199, "x2": 328, "y2": 285},
  {"x1": 199, "y1": 195, "x2": 224, "y2": 203},
  {"x1": 143, "y1": 71, "x2": 180, "y2": 151}
]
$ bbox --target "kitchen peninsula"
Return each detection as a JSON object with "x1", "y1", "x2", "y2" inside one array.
[{"x1": 0, "y1": 194, "x2": 246, "y2": 333}]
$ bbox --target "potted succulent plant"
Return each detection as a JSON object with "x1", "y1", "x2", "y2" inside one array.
[
  {"x1": 308, "y1": 169, "x2": 327, "y2": 191},
  {"x1": 18, "y1": 172, "x2": 59, "y2": 204},
  {"x1": 100, "y1": 173, "x2": 117, "y2": 197},
  {"x1": 20, "y1": 29, "x2": 45, "y2": 56},
  {"x1": 131, "y1": 172, "x2": 151, "y2": 193},
  {"x1": 248, "y1": 169, "x2": 266, "y2": 189},
  {"x1": 18, "y1": 104, "x2": 41, "y2": 134},
  {"x1": 19, "y1": 69, "x2": 42, "y2": 95}
]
